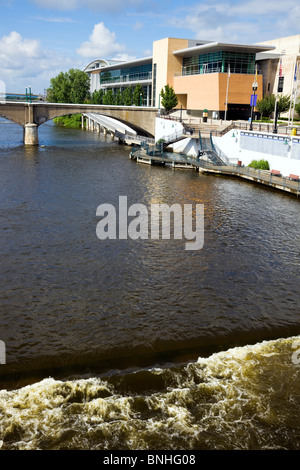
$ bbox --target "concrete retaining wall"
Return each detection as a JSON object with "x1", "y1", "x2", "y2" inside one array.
[{"x1": 213, "y1": 129, "x2": 300, "y2": 177}]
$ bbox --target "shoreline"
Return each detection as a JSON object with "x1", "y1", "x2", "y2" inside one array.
[{"x1": 129, "y1": 148, "x2": 300, "y2": 197}]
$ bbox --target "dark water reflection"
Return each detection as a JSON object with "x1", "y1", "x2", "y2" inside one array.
[{"x1": 0, "y1": 120, "x2": 300, "y2": 385}]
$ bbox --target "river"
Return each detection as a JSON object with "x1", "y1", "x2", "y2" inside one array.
[{"x1": 0, "y1": 118, "x2": 299, "y2": 450}]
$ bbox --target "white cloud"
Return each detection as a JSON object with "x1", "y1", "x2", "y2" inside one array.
[
  {"x1": 76, "y1": 22, "x2": 126, "y2": 58},
  {"x1": 31, "y1": 16, "x2": 77, "y2": 23},
  {"x1": 168, "y1": 0, "x2": 300, "y2": 43},
  {"x1": 0, "y1": 31, "x2": 74, "y2": 93},
  {"x1": 112, "y1": 53, "x2": 136, "y2": 62},
  {"x1": 31, "y1": 0, "x2": 144, "y2": 12},
  {"x1": 0, "y1": 31, "x2": 43, "y2": 65},
  {"x1": 133, "y1": 21, "x2": 144, "y2": 30},
  {"x1": 31, "y1": 0, "x2": 78, "y2": 9},
  {"x1": 143, "y1": 49, "x2": 152, "y2": 57}
]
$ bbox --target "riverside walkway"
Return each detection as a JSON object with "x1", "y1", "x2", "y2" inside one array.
[{"x1": 129, "y1": 148, "x2": 300, "y2": 197}]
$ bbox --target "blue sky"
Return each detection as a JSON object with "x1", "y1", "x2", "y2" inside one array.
[{"x1": 0, "y1": 0, "x2": 299, "y2": 93}]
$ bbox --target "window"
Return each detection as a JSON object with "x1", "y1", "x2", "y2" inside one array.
[
  {"x1": 100, "y1": 63, "x2": 152, "y2": 85},
  {"x1": 182, "y1": 51, "x2": 256, "y2": 76},
  {"x1": 153, "y1": 63, "x2": 157, "y2": 106}
]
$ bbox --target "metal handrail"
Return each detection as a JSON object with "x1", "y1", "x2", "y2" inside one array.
[
  {"x1": 158, "y1": 129, "x2": 185, "y2": 144},
  {"x1": 211, "y1": 121, "x2": 300, "y2": 136},
  {"x1": 174, "y1": 67, "x2": 261, "y2": 77},
  {"x1": 198, "y1": 160, "x2": 300, "y2": 195}
]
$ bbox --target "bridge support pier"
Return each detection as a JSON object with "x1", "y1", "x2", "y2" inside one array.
[{"x1": 24, "y1": 123, "x2": 39, "y2": 145}]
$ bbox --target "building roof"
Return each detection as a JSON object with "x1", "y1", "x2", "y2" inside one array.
[
  {"x1": 84, "y1": 56, "x2": 152, "y2": 73},
  {"x1": 84, "y1": 59, "x2": 125, "y2": 72},
  {"x1": 173, "y1": 42, "x2": 276, "y2": 57}
]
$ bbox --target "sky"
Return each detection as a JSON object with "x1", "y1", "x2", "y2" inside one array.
[{"x1": 0, "y1": 0, "x2": 299, "y2": 94}]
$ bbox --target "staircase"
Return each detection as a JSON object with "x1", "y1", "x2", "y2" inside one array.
[{"x1": 200, "y1": 133, "x2": 229, "y2": 166}]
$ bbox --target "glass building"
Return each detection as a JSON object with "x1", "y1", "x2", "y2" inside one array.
[
  {"x1": 84, "y1": 57, "x2": 153, "y2": 107},
  {"x1": 84, "y1": 37, "x2": 283, "y2": 119}
]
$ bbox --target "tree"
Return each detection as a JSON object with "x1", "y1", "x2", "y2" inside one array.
[
  {"x1": 47, "y1": 72, "x2": 71, "y2": 103},
  {"x1": 115, "y1": 89, "x2": 123, "y2": 106},
  {"x1": 102, "y1": 89, "x2": 115, "y2": 105},
  {"x1": 256, "y1": 94, "x2": 290, "y2": 118},
  {"x1": 47, "y1": 69, "x2": 90, "y2": 104},
  {"x1": 132, "y1": 83, "x2": 144, "y2": 106},
  {"x1": 277, "y1": 94, "x2": 290, "y2": 115},
  {"x1": 256, "y1": 95, "x2": 275, "y2": 118},
  {"x1": 91, "y1": 89, "x2": 104, "y2": 104},
  {"x1": 68, "y1": 68, "x2": 91, "y2": 103},
  {"x1": 122, "y1": 87, "x2": 133, "y2": 106},
  {"x1": 294, "y1": 100, "x2": 300, "y2": 118},
  {"x1": 160, "y1": 84, "x2": 178, "y2": 112}
]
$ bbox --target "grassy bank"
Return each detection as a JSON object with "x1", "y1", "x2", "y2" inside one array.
[{"x1": 53, "y1": 114, "x2": 83, "y2": 128}]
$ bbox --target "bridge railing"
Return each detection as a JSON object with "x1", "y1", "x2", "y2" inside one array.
[{"x1": 123, "y1": 133, "x2": 155, "y2": 144}]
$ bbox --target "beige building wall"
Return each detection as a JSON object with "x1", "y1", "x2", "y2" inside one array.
[
  {"x1": 152, "y1": 37, "x2": 188, "y2": 108},
  {"x1": 174, "y1": 74, "x2": 220, "y2": 110},
  {"x1": 173, "y1": 73, "x2": 263, "y2": 112},
  {"x1": 256, "y1": 35, "x2": 300, "y2": 98},
  {"x1": 218, "y1": 73, "x2": 263, "y2": 111}
]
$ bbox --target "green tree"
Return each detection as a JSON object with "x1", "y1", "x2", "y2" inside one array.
[
  {"x1": 102, "y1": 89, "x2": 115, "y2": 105},
  {"x1": 91, "y1": 89, "x2": 104, "y2": 104},
  {"x1": 278, "y1": 94, "x2": 290, "y2": 115},
  {"x1": 122, "y1": 87, "x2": 133, "y2": 106},
  {"x1": 256, "y1": 94, "x2": 290, "y2": 118},
  {"x1": 160, "y1": 84, "x2": 178, "y2": 112},
  {"x1": 295, "y1": 100, "x2": 300, "y2": 117},
  {"x1": 47, "y1": 69, "x2": 90, "y2": 104},
  {"x1": 47, "y1": 71, "x2": 71, "y2": 103},
  {"x1": 68, "y1": 68, "x2": 91, "y2": 103},
  {"x1": 115, "y1": 89, "x2": 123, "y2": 106},
  {"x1": 256, "y1": 95, "x2": 275, "y2": 118},
  {"x1": 132, "y1": 83, "x2": 144, "y2": 106}
]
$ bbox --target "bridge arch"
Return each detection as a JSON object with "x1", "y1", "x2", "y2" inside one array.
[{"x1": 0, "y1": 101, "x2": 158, "y2": 144}]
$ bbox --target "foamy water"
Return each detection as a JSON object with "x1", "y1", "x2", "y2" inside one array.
[{"x1": 1, "y1": 336, "x2": 299, "y2": 450}]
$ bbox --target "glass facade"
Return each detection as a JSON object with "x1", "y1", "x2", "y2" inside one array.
[
  {"x1": 100, "y1": 63, "x2": 152, "y2": 85},
  {"x1": 103, "y1": 85, "x2": 152, "y2": 106},
  {"x1": 182, "y1": 51, "x2": 256, "y2": 76},
  {"x1": 153, "y1": 63, "x2": 157, "y2": 107}
]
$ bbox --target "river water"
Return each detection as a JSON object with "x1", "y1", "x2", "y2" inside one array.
[{"x1": 0, "y1": 118, "x2": 299, "y2": 450}]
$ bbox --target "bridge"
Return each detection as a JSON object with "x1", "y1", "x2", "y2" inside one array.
[{"x1": 0, "y1": 101, "x2": 158, "y2": 145}]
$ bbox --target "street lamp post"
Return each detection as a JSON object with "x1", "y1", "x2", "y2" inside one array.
[{"x1": 250, "y1": 68, "x2": 258, "y2": 131}]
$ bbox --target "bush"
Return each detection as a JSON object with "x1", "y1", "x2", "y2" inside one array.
[
  {"x1": 248, "y1": 159, "x2": 270, "y2": 170},
  {"x1": 53, "y1": 114, "x2": 82, "y2": 128}
]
